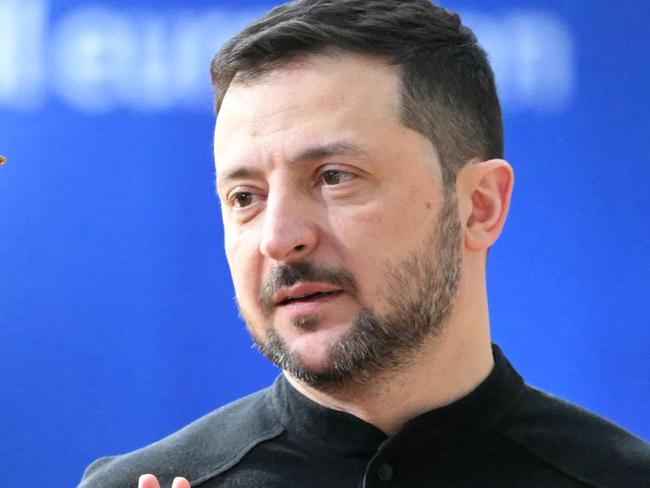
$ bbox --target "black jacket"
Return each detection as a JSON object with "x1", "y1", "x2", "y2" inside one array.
[{"x1": 79, "y1": 346, "x2": 650, "y2": 487}]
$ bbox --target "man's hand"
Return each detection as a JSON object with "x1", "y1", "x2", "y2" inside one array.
[{"x1": 138, "y1": 474, "x2": 190, "y2": 488}]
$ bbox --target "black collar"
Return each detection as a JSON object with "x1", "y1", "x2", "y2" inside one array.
[{"x1": 270, "y1": 344, "x2": 526, "y2": 455}]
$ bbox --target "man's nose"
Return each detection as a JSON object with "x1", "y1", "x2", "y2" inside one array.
[{"x1": 259, "y1": 189, "x2": 318, "y2": 262}]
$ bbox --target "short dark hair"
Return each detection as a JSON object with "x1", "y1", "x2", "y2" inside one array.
[{"x1": 211, "y1": 0, "x2": 503, "y2": 184}]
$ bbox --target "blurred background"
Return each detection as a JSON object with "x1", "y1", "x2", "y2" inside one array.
[{"x1": 1, "y1": 0, "x2": 648, "y2": 485}]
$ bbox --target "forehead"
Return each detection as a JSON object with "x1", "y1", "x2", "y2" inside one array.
[{"x1": 213, "y1": 53, "x2": 404, "y2": 165}]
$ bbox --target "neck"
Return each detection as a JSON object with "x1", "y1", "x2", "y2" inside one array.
[
  {"x1": 285, "y1": 264, "x2": 493, "y2": 434},
  {"x1": 287, "y1": 326, "x2": 493, "y2": 434}
]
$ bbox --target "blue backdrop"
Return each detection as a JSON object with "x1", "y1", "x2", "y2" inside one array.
[{"x1": 1, "y1": 1, "x2": 648, "y2": 486}]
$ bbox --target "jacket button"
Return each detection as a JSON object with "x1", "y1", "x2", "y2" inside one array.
[{"x1": 377, "y1": 462, "x2": 394, "y2": 482}]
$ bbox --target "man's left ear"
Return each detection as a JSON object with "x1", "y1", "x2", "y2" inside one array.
[{"x1": 456, "y1": 159, "x2": 514, "y2": 252}]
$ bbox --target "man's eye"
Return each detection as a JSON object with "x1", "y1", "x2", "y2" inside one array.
[
  {"x1": 231, "y1": 192, "x2": 254, "y2": 208},
  {"x1": 322, "y1": 170, "x2": 351, "y2": 185}
]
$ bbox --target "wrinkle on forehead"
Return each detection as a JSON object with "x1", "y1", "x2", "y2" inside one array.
[
  {"x1": 213, "y1": 52, "x2": 439, "y2": 179},
  {"x1": 217, "y1": 53, "x2": 403, "y2": 138}
]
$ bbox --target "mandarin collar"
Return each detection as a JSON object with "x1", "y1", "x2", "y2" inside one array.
[
  {"x1": 387, "y1": 344, "x2": 525, "y2": 450},
  {"x1": 270, "y1": 372, "x2": 387, "y2": 457},
  {"x1": 269, "y1": 344, "x2": 524, "y2": 455}
]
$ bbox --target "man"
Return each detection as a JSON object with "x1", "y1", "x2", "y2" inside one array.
[{"x1": 79, "y1": 1, "x2": 650, "y2": 487}]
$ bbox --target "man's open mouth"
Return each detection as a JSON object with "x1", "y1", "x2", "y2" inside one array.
[{"x1": 278, "y1": 290, "x2": 342, "y2": 306}]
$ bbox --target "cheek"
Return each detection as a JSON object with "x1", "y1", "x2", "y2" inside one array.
[
  {"x1": 328, "y1": 197, "x2": 437, "y2": 293},
  {"x1": 331, "y1": 199, "x2": 431, "y2": 255},
  {"x1": 225, "y1": 230, "x2": 262, "y2": 304},
  {"x1": 326, "y1": 206, "x2": 401, "y2": 295}
]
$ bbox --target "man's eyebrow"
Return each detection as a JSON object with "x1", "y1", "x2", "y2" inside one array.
[
  {"x1": 217, "y1": 166, "x2": 264, "y2": 185},
  {"x1": 217, "y1": 142, "x2": 367, "y2": 186}
]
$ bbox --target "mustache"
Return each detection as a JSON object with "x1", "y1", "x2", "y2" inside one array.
[{"x1": 258, "y1": 261, "x2": 357, "y2": 314}]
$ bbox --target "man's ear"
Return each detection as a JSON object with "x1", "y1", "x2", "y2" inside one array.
[{"x1": 456, "y1": 159, "x2": 514, "y2": 252}]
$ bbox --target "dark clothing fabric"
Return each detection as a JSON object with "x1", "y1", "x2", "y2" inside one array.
[{"x1": 79, "y1": 346, "x2": 650, "y2": 487}]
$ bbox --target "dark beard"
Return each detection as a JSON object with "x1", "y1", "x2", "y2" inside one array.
[{"x1": 245, "y1": 187, "x2": 462, "y2": 391}]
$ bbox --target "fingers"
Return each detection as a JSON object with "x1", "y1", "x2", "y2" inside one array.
[
  {"x1": 172, "y1": 477, "x2": 191, "y2": 488},
  {"x1": 137, "y1": 474, "x2": 190, "y2": 488},
  {"x1": 138, "y1": 474, "x2": 161, "y2": 488}
]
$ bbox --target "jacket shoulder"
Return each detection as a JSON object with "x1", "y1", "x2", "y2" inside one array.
[
  {"x1": 78, "y1": 386, "x2": 284, "y2": 488},
  {"x1": 499, "y1": 385, "x2": 650, "y2": 487}
]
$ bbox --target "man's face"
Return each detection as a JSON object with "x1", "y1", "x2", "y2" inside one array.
[{"x1": 214, "y1": 53, "x2": 462, "y2": 389}]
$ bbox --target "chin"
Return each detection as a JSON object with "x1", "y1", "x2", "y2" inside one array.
[
  {"x1": 258, "y1": 322, "x2": 357, "y2": 388},
  {"x1": 288, "y1": 346, "x2": 334, "y2": 374}
]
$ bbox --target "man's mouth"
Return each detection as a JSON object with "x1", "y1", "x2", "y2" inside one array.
[
  {"x1": 278, "y1": 290, "x2": 342, "y2": 306},
  {"x1": 273, "y1": 283, "x2": 343, "y2": 307}
]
